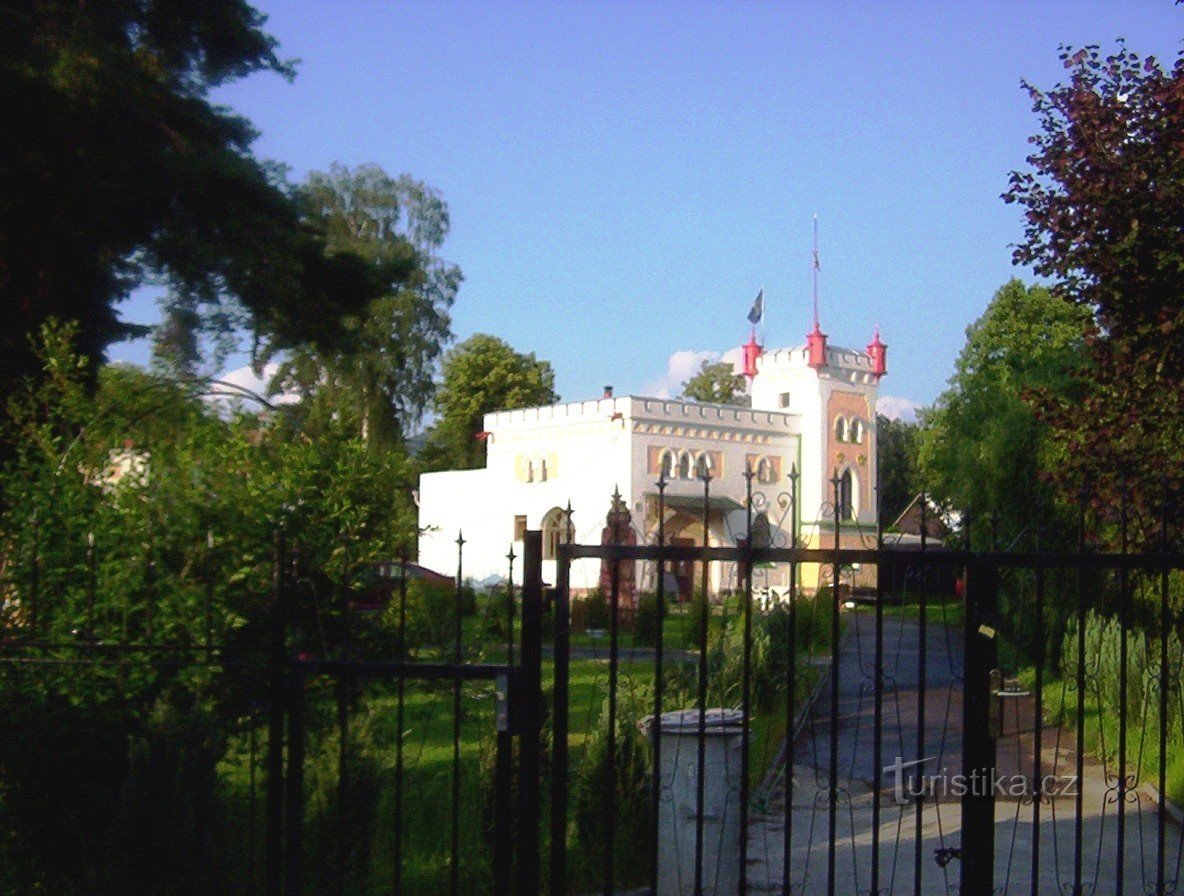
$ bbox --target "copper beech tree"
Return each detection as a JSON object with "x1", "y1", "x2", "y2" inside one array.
[{"x1": 1005, "y1": 40, "x2": 1184, "y2": 544}]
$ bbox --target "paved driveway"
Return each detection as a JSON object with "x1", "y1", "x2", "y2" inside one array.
[{"x1": 744, "y1": 609, "x2": 1184, "y2": 895}]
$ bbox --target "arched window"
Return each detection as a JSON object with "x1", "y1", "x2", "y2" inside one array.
[
  {"x1": 837, "y1": 469, "x2": 855, "y2": 521},
  {"x1": 677, "y1": 451, "x2": 692, "y2": 480},
  {"x1": 542, "y1": 507, "x2": 571, "y2": 560},
  {"x1": 756, "y1": 457, "x2": 773, "y2": 484},
  {"x1": 834, "y1": 416, "x2": 848, "y2": 443},
  {"x1": 849, "y1": 418, "x2": 864, "y2": 444},
  {"x1": 525, "y1": 459, "x2": 534, "y2": 483},
  {"x1": 694, "y1": 452, "x2": 713, "y2": 479},
  {"x1": 537, "y1": 457, "x2": 548, "y2": 482},
  {"x1": 659, "y1": 449, "x2": 675, "y2": 480}
]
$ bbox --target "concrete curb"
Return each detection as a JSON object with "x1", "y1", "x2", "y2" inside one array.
[
  {"x1": 753, "y1": 628, "x2": 849, "y2": 808},
  {"x1": 1146, "y1": 784, "x2": 1184, "y2": 829}
]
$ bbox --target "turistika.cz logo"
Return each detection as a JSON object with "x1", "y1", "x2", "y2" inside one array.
[{"x1": 883, "y1": 757, "x2": 1079, "y2": 805}]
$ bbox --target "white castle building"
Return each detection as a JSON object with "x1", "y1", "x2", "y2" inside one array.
[{"x1": 417, "y1": 322, "x2": 887, "y2": 599}]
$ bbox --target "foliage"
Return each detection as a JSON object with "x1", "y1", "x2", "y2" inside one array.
[
  {"x1": 573, "y1": 591, "x2": 611, "y2": 631},
  {"x1": 918, "y1": 280, "x2": 1088, "y2": 548},
  {"x1": 0, "y1": 1, "x2": 386, "y2": 417},
  {"x1": 571, "y1": 678, "x2": 654, "y2": 889},
  {"x1": 876, "y1": 414, "x2": 922, "y2": 524},
  {"x1": 680, "y1": 359, "x2": 749, "y2": 406},
  {"x1": 384, "y1": 578, "x2": 476, "y2": 648},
  {"x1": 420, "y1": 334, "x2": 559, "y2": 470},
  {"x1": 0, "y1": 326, "x2": 421, "y2": 889},
  {"x1": 270, "y1": 164, "x2": 462, "y2": 448},
  {"x1": 633, "y1": 592, "x2": 667, "y2": 647},
  {"x1": 1005, "y1": 41, "x2": 1184, "y2": 543}
]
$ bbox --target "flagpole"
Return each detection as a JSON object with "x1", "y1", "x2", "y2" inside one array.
[{"x1": 812, "y1": 214, "x2": 820, "y2": 330}]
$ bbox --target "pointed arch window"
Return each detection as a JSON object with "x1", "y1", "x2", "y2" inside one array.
[
  {"x1": 837, "y1": 469, "x2": 855, "y2": 521},
  {"x1": 834, "y1": 417, "x2": 848, "y2": 443}
]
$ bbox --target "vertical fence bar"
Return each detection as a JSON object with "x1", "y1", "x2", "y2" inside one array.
[
  {"x1": 1073, "y1": 492, "x2": 1087, "y2": 895},
  {"x1": 451, "y1": 533, "x2": 465, "y2": 896},
  {"x1": 249, "y1": 719, "x2": 259, "y2": 887},
  {"x1": 1117, "y1": 487, "x2": 1129, "y2": 896},
  {"x1": 494, "y1": 669, "x2": 514, "y2": 896},
  {"x1": 284, "y1": 669, "x2": 306, "y2": 896},
  {"x1": 550, "y1": 523, "x2": 572, "y2": 896},
  {"x1": 694, "y1": 473, "x2": 712, "y2": 896},
  {"x1": 783, "y1": 465, "x2": 799, "y2": 896},
  {"x1": 605, "y1": 497, "x2": 622, "y2": 896},
  {"x1": 204, "y1": 527, "x2": 216, "y2": 659},
  {"x1": 826, "y1": 471, "x2": 841, "y2": 896},
  {"x1": 739, "y1": 467, "x2": 756, "y2": 896},
  {"x1": 914, "y1": 497, "x2": 929, "y2": 896},
  {"x1": 266, "y1": 527, "x2": 287, "y2": 896},
  {"x1": 393, "y1": 554, "x2": 409, "y2": 896},
  {"x1": 28, "y1": 509, "x2": 40, "y2": 639},
  {"x1": 86, "y1": 531, "x2": 96, "y2": 642},
  {"x1": 1031, "y1": 564, "x2": 1045, "y2": 896},
  {"x1": 336, "y1": 677, "x2": 349, "y2": 896},
  {"x1": 961, "y1": 559, "x2": 998, "y2": 896},
  {"x1": 1157, "y1": 486, "x2": 1170, "y2": 896},
  {"x1": 651, "y1": 476, "x2": 666, "y2": 896},
  {"x1": 518, "y1": 529, "x2": 543, "y2": 896},
  {"x1": 871, "y1": 485, "x2": 885, "y2": 896}
]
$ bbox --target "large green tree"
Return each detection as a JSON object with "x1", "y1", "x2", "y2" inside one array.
[
  {"x1": 269, "y1": 164, "x2": 461, "y2": 448},
  {"x1": 421, "y1": 334, "x2": 559, "y2": 470},
  {"x1": 0, "y1": 2, "x2": 382, "y2": 413},
  {"x1": 679, "y1": 359, "x2": 748, "y2": 406},
  {"x1": 918, "y1": 280, "x2": 1089, "y2": 548},
  {"x1": 876, "y1": 414, "x2": 922, "y2": 525},
  {"x1": 1005, "y1": 40, "x2": 1184, "y2": 539}
]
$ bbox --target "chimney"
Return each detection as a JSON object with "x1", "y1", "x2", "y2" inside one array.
[{"x1": 603, "y1": 385, "x2": 614, "y2": 398}]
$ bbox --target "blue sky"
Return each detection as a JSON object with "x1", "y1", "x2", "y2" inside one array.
[{"x1": 109, "y1": 1, "x2": 1184, "y2": 419}]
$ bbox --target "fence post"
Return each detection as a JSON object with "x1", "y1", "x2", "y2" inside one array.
[
  {"x1": 517, "y1": 530, "x2": 543, "y2": 895},
  {"x1": 266, "y1": 526, "x2": 287, "y2": 896},
  {"x1": 961, "y1": 558, "x2": 998, "y2": 896}
]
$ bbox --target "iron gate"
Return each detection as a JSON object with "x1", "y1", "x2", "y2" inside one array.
[{"x1": 541, "y1": 472, "x2": 1184, "y2": 896}]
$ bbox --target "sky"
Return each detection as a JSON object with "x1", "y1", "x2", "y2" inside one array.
[{"x1": 108, "y1": 1, "x2": 1184, "y2": 421}]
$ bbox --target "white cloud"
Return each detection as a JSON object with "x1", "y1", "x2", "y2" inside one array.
[
  {"x1": 640, "y1": 349, "x2": 722, "y2": 399},
  {"x1": 206, "y1": 362, "x2": 299, "y2": 409},
  {"x1": 876, "y1": 395, "x2": 921, "y2": 423}
]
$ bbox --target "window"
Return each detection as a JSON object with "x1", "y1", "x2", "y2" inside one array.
[
  {"x1": 659, "y1": 449, "x2": 675, "y2": 480},
  {"x1": 834, "y1": 416, "x2": 848, "y2": 443},
  {"x1": 537, "y1": 457, "x2": 547, "y2": 482},
  {"x1": 525, "y1": 459, "x2": 534, "y2": 483},
  {"x1": 849, "y1": 418, "x2": 864, "y2": 444},
  {"x1": 513, "y1": 515, "x2": 527, "y2": 541},
  {"x1": 677, "y1": 451, "x2": 692, "y2": 480},
  {"x1": 837, "y1": 469, "x2": 855, "y2": 520},
  {"x1": 756, "y1": 457, "x2": 773, "y2": 483},
  {"x1": 694, "y1": 452, "x2": 713, "y2": 478},
  {"x1": 778, "y1": 392, "x2": 791, "y2": 409},
  {"x1": 542, "y1": 507, "x2": 570, "y2": 560}
]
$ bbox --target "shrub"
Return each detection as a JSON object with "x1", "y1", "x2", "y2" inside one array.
[
  {"x1": 385, "y1": 578, "x2": 474, "y2": 648},
  {"x1": 574, "y1": 590, "x2": 610, "y2": 632},
  {"x1": 633, "y1": 592, "x2": 666, "y2": 647}
]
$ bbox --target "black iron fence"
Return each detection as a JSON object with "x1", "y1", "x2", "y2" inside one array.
[{"x1": 3, "y1": 473, "x2": 1184, "y2": 896}]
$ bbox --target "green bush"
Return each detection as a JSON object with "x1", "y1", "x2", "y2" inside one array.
[
  {"x1": 571, "y1": 679, "x2": 654, "y2": 890},
  {"x1": 575, "y1": 590, "x2": 610, "y2": 631},
  {"x1": 386, "y1": 578, "x2": 475, "y2": 647},
  {"x1": 633, "y1": 592, "x2": 666, "y2": 647}
]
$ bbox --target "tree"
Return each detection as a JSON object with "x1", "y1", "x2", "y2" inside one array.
[
  {"x1": 1005, "y1": 40, "x2": 1184, "y2": 540},
  {"x1": 0, "y1": 2, "x2": 384, "y2": 420},
  {"x1": 421, "y1": 335, "x2": 559, "y2": 470},
  {"x1": 876, "y1": 414, "x2": 922, "y2": 525},
  {"x1": 269, "y1": 164, "x2": 461, "y2": 448},
  {"x1": 918, "y1": 280, "x2": 1089, "y2": 548},
  {"x1": 679, "y1": 360, "x2": 748, "y2": 405}
]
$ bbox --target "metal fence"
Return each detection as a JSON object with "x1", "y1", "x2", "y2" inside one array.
[{"x1": 3, "y1": 475, "x2": 1184, "y2": 896}]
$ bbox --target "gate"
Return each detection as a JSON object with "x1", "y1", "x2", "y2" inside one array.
[{"x1": 540, "y1": 472, "x2": 1184, "y2": 896}]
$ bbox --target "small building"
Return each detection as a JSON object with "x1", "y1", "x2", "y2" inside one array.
[{"x1": 418, "y1": 323, "x2": 886, "y2": 600}]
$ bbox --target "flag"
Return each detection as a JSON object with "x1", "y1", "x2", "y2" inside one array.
[{"x1": 747, "y1": 289, "x2": 764, "y2": 325}]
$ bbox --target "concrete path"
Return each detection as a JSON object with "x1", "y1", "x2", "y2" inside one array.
[{"x1": 744, "y1": 610, "x2": 1184, "y2": 895}]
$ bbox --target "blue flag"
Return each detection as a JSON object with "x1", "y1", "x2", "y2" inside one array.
[{"x1": 747, "y1": 289, "x2": 764, "y2": 325}]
